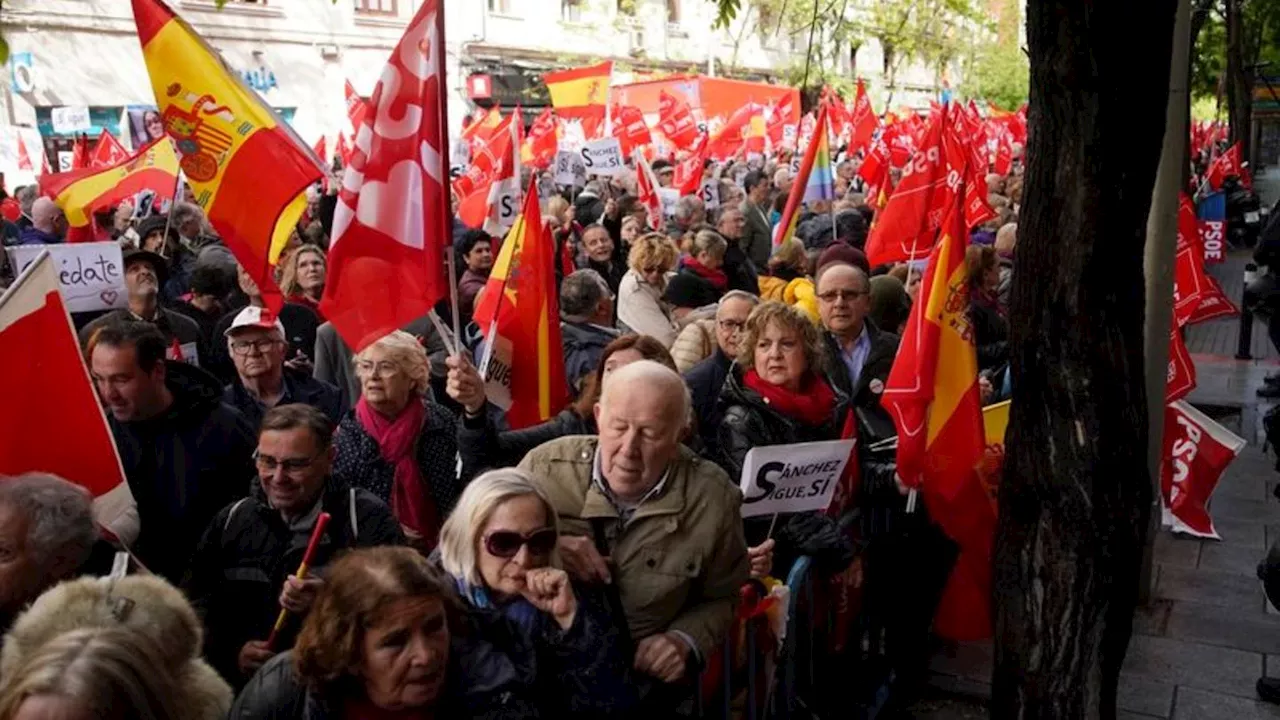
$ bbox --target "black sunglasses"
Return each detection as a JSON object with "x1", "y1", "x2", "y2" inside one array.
[{"x1": 484, "y1": 528, "x2": 558, "y2": 559}]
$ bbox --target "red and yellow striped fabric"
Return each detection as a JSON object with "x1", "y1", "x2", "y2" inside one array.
[
  {"x1": 40, "y1": 138, "x2": 180, "y2": 242},
  {"x1": 543, "y1": 61, "x2": 612, "y2": 120}
]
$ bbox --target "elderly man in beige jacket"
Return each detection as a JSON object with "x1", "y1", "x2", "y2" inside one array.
[{"x1": 518, "y1": 360, "x2": 749, "y2": 686}]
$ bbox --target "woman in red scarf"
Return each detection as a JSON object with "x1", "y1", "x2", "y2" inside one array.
[
  {"x1": 279, "y1": 244, "x2": 327, "y2": 321},
  {"x1": 331, "y1": 330, "x2": 474, "y2": 551}
]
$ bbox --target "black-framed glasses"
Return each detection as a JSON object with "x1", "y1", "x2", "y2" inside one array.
[
  {"x1": 230, "y1": 339, "x2": 282, "y2": 356},
  {"x1": 717, "y1": 319, "x2": 746, "y2": 333},
  {"x1": 817, "y1": 289, "x2": 868, "y2": 303},
  {"x1": 483, "y1": 528, "x2": 558, "y2": 559},
  {"x1": 253, "y1": 450, "x2": 320, "y2": 474}
]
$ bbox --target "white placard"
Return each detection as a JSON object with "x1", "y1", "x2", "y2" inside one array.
[
  {"x1": 479, "y1": 332, "x2": 513, "y2": 411},
  {"x1": 739, "y1": 439, "x2": 856, "y2": 518},
  {"x1": 6, "y1": 242, "x2": 127, "y2": 314},
  {"x1": 167, "y1": 341, "x2": 201, "y2": 367},
  {"x1": 658, "y1": 187, "x2": 680, "y2": 218},
  {"x1": 51, "y1": 106, "x2": 91, "y2": 134},
  {"x1": 57, "y1": 151, "x2": 74, "y2": 172},
  {"x1": 553, "y1": 150, "x2": 587, "y2": 188},
  {"x1": 580, "y1": 137, "x2": 624, "y2": 177},
  {"x1": 700, "y1": 178, "x2": 720, "y2": 210}
]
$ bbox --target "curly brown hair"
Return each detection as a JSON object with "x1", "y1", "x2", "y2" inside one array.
[
  {"x1": 293, "y1": 547, "x2": 461, "y2": 691},
  {"x1": 735, "y1": 301, "x2": 828, "y2": 376}
]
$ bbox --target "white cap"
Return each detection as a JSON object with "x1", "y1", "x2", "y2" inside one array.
[{"x1": 224, "y1": 306, "x2": 286, "y2": 338}]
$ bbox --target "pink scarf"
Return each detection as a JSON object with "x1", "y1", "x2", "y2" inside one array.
[{"x1": 355, "y1": 396, "x2": 438, "y2": 547}]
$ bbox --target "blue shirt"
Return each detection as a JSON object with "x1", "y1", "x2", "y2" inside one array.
[{"x1": 838, "y1": 324, "x2": 872, "y2": 390}]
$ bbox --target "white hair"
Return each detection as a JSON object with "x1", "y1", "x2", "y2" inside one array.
[
  {"x1": 0, "y1": 474, "x2": 97, "y2": 570},
  {"x1": 600, "y1": 359, "x2": 692, "y2": 432},
  {"x1": 438, "y1": 468, "x2": 561, "y2": 587}
]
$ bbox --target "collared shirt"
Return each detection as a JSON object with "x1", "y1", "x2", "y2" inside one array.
[
  {"x1": 591, "y1": 448, "x2": 671, "y2": 525},
  {"x1": 839, "y1": 324, "x2": 872, "y2": 389}
]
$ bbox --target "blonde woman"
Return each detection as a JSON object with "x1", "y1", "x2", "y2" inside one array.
[
  {"x1": 616, "y1": 232, "x2": 681, "y2": 346},
  {"x1": 332, "y1": 330, "x2": 473, "y2": 550},
  {"x1": 277, "y1": 244, "x2": 327, "y2": 320}
]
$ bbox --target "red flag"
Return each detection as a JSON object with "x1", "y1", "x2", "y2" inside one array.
[
  {"x1": 336, "y1": 133, "x2": 353, "y2": 165},
  {"x1": 674, "y1": 134, "x2": 708, "y2": 196},
  {"x1": 344, "y1": 79, "x2": 370, "y2": 134},
  {"x1": 848, "y1": 80, "x2": 880, "y2": 153},
  {"x1": 634, "y1": 149, "x2": 664, "y2": 230},
  {"x1": 822, "y1": 86, "x2": 851, "y2": 139},
  {"x1": 658, "y1": 90, "x2": 700, "y2": 150},
  {"x1": 708, "y1": 103, "x2": 763, "y2": 160},
  {"x1": 312, "y1": 135, "x2": 327, "y2": 164},
  {"x1": 1207, "y1": 143, "x2": 1251, "y2": 190},
  {"x1": 71, "y1": 134, "x2": 91, "y2": 170},
  {"x1": 454, "y1": 113, "x2": 514, "y2": 199},
  {"x1": 1161, "y1": 401, "x2": 1245, "y2": 539},
  {"x1": 864, "y1": 108, "x2": 956, "y2": 265},
  {"x1": 521, "y1": 107, "x2": 558, "y2": 169},
  {"x1": 1166, "y1": 327, "x2": 1196, "y2": 403},
  {"x1": 463, "y1": 107, "x2": 505, "y2": 155},
  {"x1": 16, "y1": 133, "x2": 33, "y2": 172},
  {"x1": 473, "y1": 181, "x2": 567, "y2": 429},
  {"x1": 320, "y1": 0, "x2": 451, "y2": 353},
  {"x1": 91, "y1": 130, "x2": 130, "y2": 169},
  {"x1": 0, "y1": 253, "x2": 129, "y2": 505},
  {"x1": 1173, "y1": 193, "x2": 1238, "y2": 326},
  {"x1": 611, "y1": 103, "x2": 652, "y2": 157},
  {"x1": 767, "y1": 93, "x2": 798, "y2": 151},
  {"x1": 457, "y1": 116, "x2": 520, "y2": 235},
  {"x1": 993, "y1": 128, "x2": 1013, "y2": 176}
]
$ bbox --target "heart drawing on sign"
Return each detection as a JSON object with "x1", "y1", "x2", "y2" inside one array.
[{"x1": 100, "y1": 289, "x2": 119, "y2": 306}]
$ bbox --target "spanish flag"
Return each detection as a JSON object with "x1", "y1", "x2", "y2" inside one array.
[
  {"x1": 131, "y1": 0, "x2": 323, "y2": 308},
  {"x1": 543, "y1": 61, "x2": 612, "y2": 121},
  {"x1": 40, "y1": 138, "x2": 180, "y2": 242},
  {"x1": 472, "y1": 180, "x2": 567, "y2": 429}
]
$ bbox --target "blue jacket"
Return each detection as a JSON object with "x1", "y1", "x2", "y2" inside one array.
[
  {"x1": 16, "y1": 226, "x2": 62, "y2": 245},
  {"x1": 684, "y1": 347, "x2": 732, "y2": 456},
  {"x1": 222, "y1": 367, "x2": 346, "y2": 430}
]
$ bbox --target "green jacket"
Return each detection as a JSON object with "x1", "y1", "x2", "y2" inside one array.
[{"x1": 518, "y1": 435, "x2": 749, "y2": 658}]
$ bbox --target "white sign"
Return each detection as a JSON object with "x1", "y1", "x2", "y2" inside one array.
[
  {"x1": 739, "y1": 439, "x2": 856, "y2": 518},
  {"x1": 477, "y1": 331, "x2": 513, "y2": 411},
  {"x1": 658, "y1": 187, "x2": 680, "y2": 218},
  {"x1": 580, "y1": 137, "x2": 624, "y2": 177},
  {"x1": 51, "y1": 106, "x2": 91, "y2": 134},
  {"x1": 57, "y1": 151, "x2": 74, "y2": 172},
  {"x1": 700, "y1": 178, "x2": 720, "y2": 210},
  {"x1": 553, "y1": 150, "x2": 587, "y2": 188},
  {"x1": 6, "y1": 242, "x2": 128, "y2": 314}
]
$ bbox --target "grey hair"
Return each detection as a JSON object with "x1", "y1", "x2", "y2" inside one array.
[
  {"x1": 169, "y1": 202, "x2": 206, "y2": 232},
  {"x1": 438, "y1": 468, "x2": 561, "y2": 587},
  {"x1": 673, "y1": 195, "x2": 705, "y2": 222},
  {"x1": 0, "y1": 474, "x2": 97, "y2": 570},
  {"x1": 354, "y1": 329, "x2": 431, "y2": 396},
  {"x1": 690, "y1": 230, "x2": 728, "y2": 261},
  {"x1": 717, "y1": 290, "x2": 760, "y2": 311},
  {"x1": 815, "y1": 261, "x2": 870, "y2": 292},
  {"x1": 560, "y1": 269, "x2": 610, "y2": 319}
]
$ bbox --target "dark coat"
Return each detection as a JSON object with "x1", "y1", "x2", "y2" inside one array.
[
  {"x1": 79, "y1": 308, "x2": 206, "y2": 368},
  {"x1": 167, "y1": 299, "x2": 222, "y2": 353},
  {"x1": 107, "y1": 361, "x2": 257, "y2": 583},
  {"x1": 458, "y1": 408, "x2": 593, "y2": 474},
  {"x1": 16, "y1": 226, "x2": 61, "y2": 245},
  {"x1": 722, "y1": 241, "x2": 761, "y2": 296},
  {"x1": 208, "y1": 302, "x2": 321, "y2": 384},
  {"x1": 970, "y1": 292, "x2": 1009, "y2": 372},
  {"x1": 458, "y1": 268, "x2": 489, "y2": 324},
  {"x1": 186, "y1": 477, "x2": 403, "y2": 685},
  {"x1": 665, "y1": 266, "x2": 722, "y2": 310},
  {"x1": 223, "y1": 368, "x2": 346, "y2": 430},
  {"x1": 573, "y1": 193, "x2": 605, "y2": 227},
  {"x1": 739, "y1": 200, "x2": 773, "y2": 270},
  {"x1": 330, "y1": 399, "x2": 472, "y2": 521},
  {"x1": 684, "y1": 348, "x2": 733, "y2": 456},
  {"x1": 823, "y1": 322, "x2": 901, "y2": 440},
  {"x1": 560, "y1": 320, "x2": 619, "y2": 396},
  {"x1": 577, "y1": 256, "x2": 626, "y2": 296}
]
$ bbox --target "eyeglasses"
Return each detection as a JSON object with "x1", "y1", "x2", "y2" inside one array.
[
  {"x1": 717, "y1": 319, "x2": 746, "y2": 333},
  {"x1": 483, "y1": 528, "x2": 558, "y2": 559},
  {"x1": 254, "y1": 450, "x2": 320, "y2": 474},
  {"x1": 817, "y1": 289, "x2": 868, "y2": 303},
  {"x1": 355, "y1": 360, "x2": 402, "y2": 377},
  {"x1": 230, "y1": 339, "x2": 282, "y2": 355},
  {"x1": 642, "y1": 266, "x2": 665, "y2": 275}
]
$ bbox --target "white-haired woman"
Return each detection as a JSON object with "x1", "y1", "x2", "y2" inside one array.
[
  {"x1": 332, "y1": 330, "x2": 474, "y2": 551},
  {"x1": 437, "y1": 468, "x2": 637, "y2": 719}
]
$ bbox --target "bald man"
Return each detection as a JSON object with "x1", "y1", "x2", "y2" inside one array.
[
  {"x1": 816, "y1": 262, "x2": 901, "y2": 432},
  {"x1": 18, "y1": 197, "x2": 67, "y2": 245},
  {"x1": 519, "y1": 360, "x2": 749, "y2": 692}
]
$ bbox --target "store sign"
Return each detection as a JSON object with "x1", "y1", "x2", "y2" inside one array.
[
  {"x1": 10, "y1": 52, "x2": 35, "y2": 93},
  {"x1": 51, "y1": 106, "x2": 91, "y2": 135},
  {"x1": 467, "y1": 74, "x2": 493, "y2": 100},
  {"x1": 241, "y1": 66, "x2": 279, "y2": 93}
]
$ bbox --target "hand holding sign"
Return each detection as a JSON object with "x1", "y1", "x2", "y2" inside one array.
[
  {"x1": 739, "y1": 439, "x2": 856, "y2": 518},
  {"x1": 581, "y1": 138, "x2": 624, "y2": 177}
]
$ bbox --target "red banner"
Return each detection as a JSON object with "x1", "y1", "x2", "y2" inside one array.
[{"x1": 1161, "y1": 401, "x2": 1245, "y2": 539}]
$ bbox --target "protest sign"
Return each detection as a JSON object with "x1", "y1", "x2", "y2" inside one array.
[
  {"x1": 700, "y1": 177, "x2": 720, "y2": 210},
  {"x1": 580, "y1": 137, "x2": 624, "y2": 177},
  {"x1": 739, "y1": 439, "x2": 856, "y2": 518},
  {"x1": 553, "y1": 150, "x2": 587, "y2": 188},
  {"x1": 477, "y1": 331, "x2": 514, "y2": 412},
  {"x1": 658, "y1": 187, "x2": 680, "y2": 218},
  {"x1": 6, "y1": 242, "x2": 127, "y2": 314},
  {"x1": 51, "y1": 106, "x2": 91, "y2": 134}
]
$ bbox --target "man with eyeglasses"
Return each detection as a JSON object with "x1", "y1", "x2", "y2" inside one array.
[
  {"x1": 187, "y1": 404, "x2": 402, "y2": 687},
  {"x1": 87, "y1": 320, "x2": 256, "y2": 583},
  {"x1": 816, "y1": 262, "x2": 901, "y2": 431},
  {"x1": 684, "y1": 290, "x2": 759, "y2": 455},
  {"x1": 223, "y1": 306, "x2": 344, "y2": 430}
]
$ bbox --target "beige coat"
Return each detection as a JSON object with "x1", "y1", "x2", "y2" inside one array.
[
  {"x1": 518, "y1": 436, "x2": 749, "y2": 657},
  {"x1": 617, "y1": 269, "x2": 680, "y2": 347},
  {"x1": 670, "y1": 317, "x2": 717, "y2": 373}
]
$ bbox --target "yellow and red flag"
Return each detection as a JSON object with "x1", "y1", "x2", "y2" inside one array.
[
  {"x1": 131, "y1": 0, "x2": 324, "y2": 310},
  {"x1": 39, "y1": 138, "x2": 180, "y2": 242},
  {"x1": 543, "y1": 61, "x2": 612, "y2": 122},
  {"x1": 473, "y1": 180, "x2": 567, "y2": 429}
]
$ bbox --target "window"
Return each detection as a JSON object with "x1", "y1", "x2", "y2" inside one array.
[
  {"x1": 488, "y1": 0, "x2": 513, "y2": 13},
  {"x1": 355, "y1": 0, "x2": 396, "y2": 12},
  {"x1": 666, "y1": 0, "x2": 680, "y2": 23},
  {"x1": 562, "y1": 0, "x2": 582, "y2": 22}
]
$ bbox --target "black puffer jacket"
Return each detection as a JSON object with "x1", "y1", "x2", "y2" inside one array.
[
  {"x1": 330, "y1": 399, "x2": 474, "y2": 522},
  {"x1": 228, "y1": 595, "x2": 636, "y2": 720},
  {"x1": 970, "y1": 292, "x2": 1009, "y2": 372},
  {"x1": 186, "y1": 477, "x2": 404, "y2": 687},
  {"x1": 458, "y1": 408, "x2": 594, "y2": 473},
  {"x1": 107, "y1": 361, "x2": 257, "y2": 583}
]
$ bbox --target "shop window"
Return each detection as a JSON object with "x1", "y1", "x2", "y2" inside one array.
[
  {"x1": 562, "y1": 0, "x2": 582, "y2": 22},
  {"x1": 355, "y1": 0, "x2": 396, "y2": 13},
  {"x1": 488, "y1": 0, "x2": 514, "y2": 13}
]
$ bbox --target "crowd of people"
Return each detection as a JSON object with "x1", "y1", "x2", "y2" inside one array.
[{"x1": 0, "y1": 120, "x2": 1024, "y2": 717}]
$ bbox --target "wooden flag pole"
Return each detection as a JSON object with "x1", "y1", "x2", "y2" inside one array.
[{"x1": 436, "y1": 0, "x2": 463, "y2": 348}]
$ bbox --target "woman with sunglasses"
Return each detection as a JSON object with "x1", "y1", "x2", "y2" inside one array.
[
  {"x1": 616, "y1": 233, "x2": 681, "y2": 347},
  {"x1": 437, "y1": 468, "x2": 637, "y2": 719}
]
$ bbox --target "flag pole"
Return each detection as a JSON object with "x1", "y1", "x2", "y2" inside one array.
[
  {"x1": 157, "y1": 160, "x2": 185, "y2": 260},
  {"x1": 436, "y1": 0, "x2": 463, "y2": 348}
]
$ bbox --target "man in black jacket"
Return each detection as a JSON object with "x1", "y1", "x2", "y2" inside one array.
[
  {"x1": 223, "y1": 306, "x2": 345, "y2": 429},
  {"x1": 186, "y1": 404, "x2": 403, "y2": 687},
  {"x1": 560, "y1": 269, "x2": 620, "y2": 396},
  {"x1": 87, "y1": 321, "x2": 257, "y2": 583},
  {"x1": 816, "y1": 262, "x2": 900, "y2": 438},
  {"x1": 684, "y1": 290, "x2": 758, "y2": 455}
]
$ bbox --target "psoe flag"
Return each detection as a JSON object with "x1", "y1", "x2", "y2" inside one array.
[
  {"x1": 40, "y1": 138, "x2": 180, "y2": 242},
  {"x1": 0, "y1": 252, "x2": 137, "y2": 544},
  {"x1": 131, "y1": 0, "x2": 324, "y2": 309}
]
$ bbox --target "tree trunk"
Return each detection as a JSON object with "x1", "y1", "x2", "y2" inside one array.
[
  {"x1": 991, "y1": 0, "x2": 1176, "y2": 716},
  {"x1": 1225, "y1": 0, "x2": 1252, "y2": 162},
  {"x1": 1183, "y1": 0, "x2": 1217, "y2": 188}
]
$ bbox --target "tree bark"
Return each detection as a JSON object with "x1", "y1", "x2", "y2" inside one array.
[
  {"x1": 991, "y1": 0, "x2": 1176, "y2": 716},
  {"x1": 1225, "y1": 0, "x2": 1252, "y2": 162}
]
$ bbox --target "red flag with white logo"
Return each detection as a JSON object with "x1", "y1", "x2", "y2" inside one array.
[
  {"x1": 864, "y1": 107, "x2": 958, "y2": 265},
  {"x1": 674, "y1": 134, "x2": 708, "y2": 196},
  {"x1": 344, "y1": 79, "x2": 370, "y2": 134},
  {"x1": 16, "y1": 133, "x2": 33, "y2": 171},
  {"x1": 634, "y1": 149, "x2": 664, "y2": 231},
  {"x1": 91, "y1": 130, "x2": 130, "y2": 169},
  {"x1": 320, "y1": 0, "x2": 452, "y2": 352},
  {"x1": 1161, "y1": 401, "x2": 1245, "y2": 539},
  {"x1": 848, "y1": 80, "x2": 880, "y2": 154},
  {"x1": 457, "y1": 115, "x2": 520, "y2": 236},
  {"x1": 611, "y1": 103, "x2": 652, "y2": 157},
  {"x1": 658, "y1": 90, "x2": 700, "y2": 150}
]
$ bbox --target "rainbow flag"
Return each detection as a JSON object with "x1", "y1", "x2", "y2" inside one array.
[
  {"x1": 773, "y1": 104, "x2": 834, "y2": 246},
  {"x1": 40, "y1": 138, "x2": 180, "y2": 242},
  {"x1": 131, "y1": 0, "x2": 323, "y2": 308}
]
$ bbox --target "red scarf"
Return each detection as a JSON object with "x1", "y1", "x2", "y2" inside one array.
[
  {"x1": 743, "y1": 369, "x2": 840, "y2": 427},
  {"x1": 683, "y1": 256, "x2": 728, "y2": 291},
  {"x1": 355, "y1": 397, "x2": 438, "y2": 547}
]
